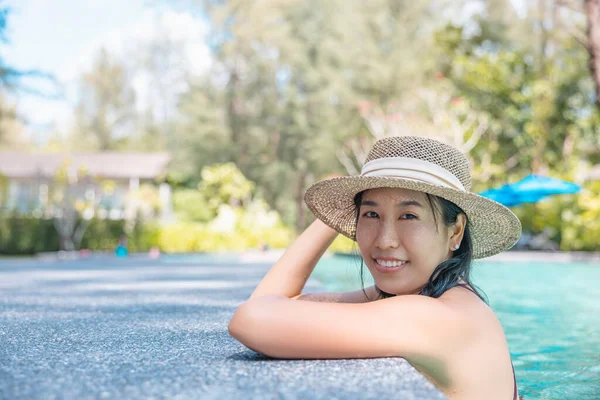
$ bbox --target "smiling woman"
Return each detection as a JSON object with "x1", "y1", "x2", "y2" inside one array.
[
  {"x1": 355, "y1": 189, "x2": 463, "y2": 296},
  {"x1": 228, "y1": 136, "x2": 523, "y2": 400}
]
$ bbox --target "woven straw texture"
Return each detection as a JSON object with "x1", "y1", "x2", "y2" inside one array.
[{"x1": 304, "y1": 136, "x2": 521, "y2": 259}]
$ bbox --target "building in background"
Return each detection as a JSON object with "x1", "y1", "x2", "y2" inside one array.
[{"x1": 0, "y1": 152, "x2": 172, "y2": 221}]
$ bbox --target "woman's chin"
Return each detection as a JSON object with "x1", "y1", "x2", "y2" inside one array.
[
  {"x1": 374, "y1": 280, "x2": 421, "y2": 297},
  {"x1": 372, "y1": 281, "x2": 398, "y2": 295}
]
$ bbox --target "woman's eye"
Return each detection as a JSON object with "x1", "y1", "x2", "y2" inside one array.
[
  {"x1": 363, "y1": 211, "x2": 379, "y2": 218},
  {"x1": 401, "y1": 214, "x2": 417, "y2": 220}
]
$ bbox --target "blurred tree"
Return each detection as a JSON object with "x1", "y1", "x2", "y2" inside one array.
[
  {"x1": 49, "y1": 161, "x2": 107, "y2": 251},
  {"x1": 0, "y1": 95, "x2": 27, "y2": 148},
  {"x1": 434, "y1": 9, "x2": 599, "y2": 190},
  {"x1": 133, "y1": 20, "x2": 195, "y2": 151},
  {"x1": 198, "y1": 162, "x2": 254, "y2": 212},
  {"x1": 73, "y1": 48, "x2": 137, "y2": 150},
  {"x1": 339, "y1": 87, "x2": 490, "y2": 175},
  {"x1": 335, "y1": 0, "x2": 450, "y2": 173},
  {"x1": 165, "y1": 0, "x2": 600, "y2": 238},
  {"x1": 187, "y1": 0, "x2": 444, "y2": 231},
  {"x1": 0, "y1": 3, "x2": 57, "y2": 148},
  {"x1": 170, "y1": 76, "x2": 231, "y2": 184},
  {"x1": 585, "y1": 0, "x2": 600, "y2": 108},
  {"x1": 172, "y1": 188, "x2": 214, "y2": 222},
  {"x1": 349, "y1": 1, "x2": 437, "y2": 105}
]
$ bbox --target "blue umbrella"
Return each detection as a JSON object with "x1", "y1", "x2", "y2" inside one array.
[{"x1": 479, "y1": 174, "x2": 580, "y2": 207}]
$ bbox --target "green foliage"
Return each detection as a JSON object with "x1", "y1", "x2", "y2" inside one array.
[
  {"x1": 0, "y1": 173, "x2": 7, "y2": 206},
  {"x1": 172, "y1": 189, "x2": 214, "y2": 222},
  {"x1": 157, "y1": 222, "x2": 292, "y2": 252},
  {"x1": 558, "y1": 181, "x2": 600, "y2": 251},
  {"x1": 434, "y1": 18, "x2": 599, "y2": 185},
  {"x1": 172, "y1": 162, "x2": 256, "y2": 222},
  {"x1": 199, "y1": 162, "x2": 254, "y2": 209},
  {"x1": 0, "y1": 214, "x2": 158, "y2": 254},
  {"x1": 506, "y1": 180, "x2": 600, "y2": 251},
  {"x1": 0, "y1": 213, "x2": 58, "y2": 254},
  {"x1": 170, "y1": 78, "x2": 231, "y2": 182},
  {"x1": 160, "y1": 196, "x2": 293, "y2": 251},
  {"x1": 127, "y1": 218, "x2": 161, "y2": 252},
  {"x1": 79, "y1": 218, "x2": 127, "y2": 251},
  {"x1": 79, "y1": 217, "x2": 159, "y2": 252},
  {"x1": 176, "y1": 0, "x2": 438, "y2": 231}
]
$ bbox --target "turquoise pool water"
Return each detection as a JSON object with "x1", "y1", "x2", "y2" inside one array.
[{"x1": 312, "y1": 255, "x2": 600, "y2": 400}]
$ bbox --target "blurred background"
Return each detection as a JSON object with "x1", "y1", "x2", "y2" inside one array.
[{"x1": 1, "y1": 0, "x2": 600, "y2": 255}]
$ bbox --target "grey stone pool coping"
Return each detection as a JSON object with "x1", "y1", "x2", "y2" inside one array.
[{"x1": 0, "y1": 256, "x2": 447, "y2": 400}]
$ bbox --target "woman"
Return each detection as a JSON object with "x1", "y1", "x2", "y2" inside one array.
[{"x1": 228, "y1": 136, "x2": 522, "y2": 400}]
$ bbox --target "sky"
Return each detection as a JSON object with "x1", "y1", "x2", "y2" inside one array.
[{"x1": 2, "y1": 0, "x2": 211, "y2": 144}]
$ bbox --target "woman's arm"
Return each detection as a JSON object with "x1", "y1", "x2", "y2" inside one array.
[
  {"x1": 249, "y1": 219, "x2": 338, "y2": 300},
  {"x1": 229, "y1": 294, "x2": 469, "y2": 360},
  {"x1": 292, "y1": 285, "x2": 380, "y2": 303}
]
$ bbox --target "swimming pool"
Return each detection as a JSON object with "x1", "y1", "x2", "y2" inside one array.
[{"x1": 312, "y1": 255, "x2": 600, "y2": 400}]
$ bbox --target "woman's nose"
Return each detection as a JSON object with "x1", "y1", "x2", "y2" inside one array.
[{"x1": 374, "y1": 221, "x2": 400, "y2": 249}]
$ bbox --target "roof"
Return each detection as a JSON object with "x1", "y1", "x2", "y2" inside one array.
[{"x1": 0, "y1": 152, "x2": 171, "y2": 180}]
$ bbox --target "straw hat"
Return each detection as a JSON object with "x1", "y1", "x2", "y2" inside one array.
[{"x1": 304, "y1": 136, "x2": 521, "y2": 259}]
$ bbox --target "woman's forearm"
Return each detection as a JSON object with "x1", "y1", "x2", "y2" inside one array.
[{"x1": 249, "y1": 219, "x2": 338, "y2": 300}]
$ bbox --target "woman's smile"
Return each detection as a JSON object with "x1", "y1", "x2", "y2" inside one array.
[{"x1": 373, "y1": 258, "x2": 408, "y2": 273}]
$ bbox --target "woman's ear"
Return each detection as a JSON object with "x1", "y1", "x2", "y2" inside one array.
[{"x1": 450, "y1": 213, "x2": 467, "y2": 244}]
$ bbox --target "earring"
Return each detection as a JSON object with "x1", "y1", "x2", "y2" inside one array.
[{"x1": 453, "y1": 244, "x2": 459, "y2": 250}]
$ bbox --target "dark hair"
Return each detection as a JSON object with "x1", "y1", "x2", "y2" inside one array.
[{"x1": 353, "y1": 190, "x2": 487, "y2": 303}]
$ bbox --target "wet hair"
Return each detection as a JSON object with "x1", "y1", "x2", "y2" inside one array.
[{"x1": 353, "y1": 190, "x2": 487, "y2": 303}]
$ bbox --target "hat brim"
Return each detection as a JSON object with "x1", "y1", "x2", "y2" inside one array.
[{"x1": 304, "y1": 176, "x2": 522, "y2": 259}]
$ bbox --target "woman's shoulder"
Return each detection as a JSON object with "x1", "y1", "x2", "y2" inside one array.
[{"x1": 437, "y1": 285, "x2": 505, "y2": 338}]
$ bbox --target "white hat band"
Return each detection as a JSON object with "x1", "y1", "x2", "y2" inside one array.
[{"x1": 360, "y1": 157, "x2": 465, "y2": 191}]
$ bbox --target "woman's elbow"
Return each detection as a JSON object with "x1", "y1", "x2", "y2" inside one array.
[
  {"x1": 228, "y1": 295, "x2": 283, "y2": 338},
  {"x1": 227, "y1": 299, "x2": 282, "y2": 356},
  {"x1": 228, "y1": 300, "x2": 264, "y2": 342},
  {"x1": 228, "y1": 304, "x2": 248, "y2": 340}
]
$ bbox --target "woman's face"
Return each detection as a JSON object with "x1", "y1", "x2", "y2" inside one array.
[{"x1": 356, "y1": 187, "x2": 464, "y2": 296}]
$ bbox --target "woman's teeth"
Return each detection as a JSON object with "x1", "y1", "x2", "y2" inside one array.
[{"x1": 375, "y1": 259, "x2": 407, "y2": 268}]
